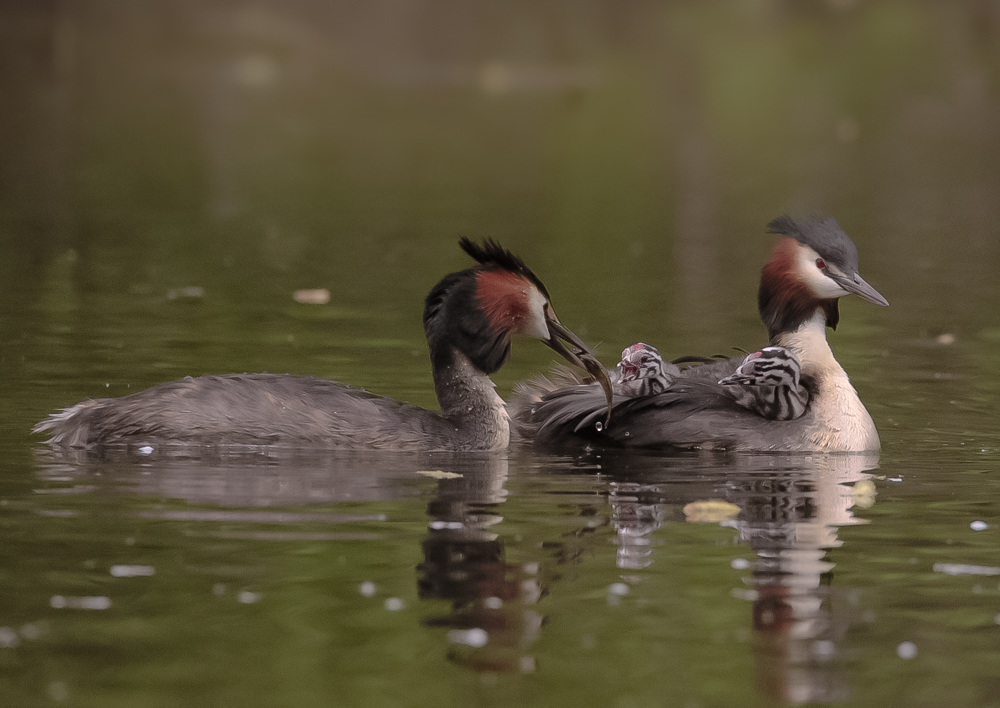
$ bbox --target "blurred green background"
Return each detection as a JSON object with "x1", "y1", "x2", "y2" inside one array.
[{"x1": 3, "y1": 1, "x2": 1000, "y2": 454}]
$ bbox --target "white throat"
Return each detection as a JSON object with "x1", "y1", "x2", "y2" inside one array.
[
  {"x1": 775, "y1": 309, "x2": 839, "y2": 378},
  {"x1": 775, "y1": 308, "x2": 880, "y2": 452}
]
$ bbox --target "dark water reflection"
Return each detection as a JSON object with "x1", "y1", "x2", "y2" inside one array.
[{"x1": 23, "y1": 446, "x2": 888, "y2": 705}]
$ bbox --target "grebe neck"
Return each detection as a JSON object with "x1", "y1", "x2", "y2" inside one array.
[{"x1": 431, "y1": 348, "x2": 509, "y2": 451}]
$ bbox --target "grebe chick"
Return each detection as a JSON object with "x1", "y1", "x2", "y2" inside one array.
[
  {"x1": 612, "y1": 343, "x2": 676, "y2": 398},
  {"x1": 718, "y1": 346, "x2": 809, "y2": 421}
]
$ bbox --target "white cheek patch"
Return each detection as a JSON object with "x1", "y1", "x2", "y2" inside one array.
[
  {"x1": 520, "y1": 287, "x2": 550, "y2": 339},
  {"x1": 796, "y1": 244, "x2": 849, "y2": 299}
]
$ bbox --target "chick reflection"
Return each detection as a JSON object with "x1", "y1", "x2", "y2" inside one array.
[
  {"x1": 609, "y1": 481, "x2": 666, "y2": 570},
  {"x1": 726, "y1": 454, "x2": 877, "y2": 705},
  {"x1": 595, "y1": 452, "x2": 877, "y2": 706},
  {"x1": 417, "y1": 456, "x2": 541, "y2": 673}
]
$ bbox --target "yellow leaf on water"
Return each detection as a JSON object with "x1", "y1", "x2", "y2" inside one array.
[
  {"x1": 851, "y1": 479, "x2": 877, "y2": 508},
  {"x1": 415, "y1": 470, "x2": 464, "y2": 479},
  {"x1": 683, "y1": 499, "x2": 741, "y2": 523}
]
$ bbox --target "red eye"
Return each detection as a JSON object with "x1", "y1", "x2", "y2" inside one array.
[{"x1": 816, "y1": 258, "x2": 826, "y2": 269}]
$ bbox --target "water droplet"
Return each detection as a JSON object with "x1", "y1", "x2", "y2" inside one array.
[
  {"x1": 110, "y1": 565, "x2": 155, "y2": 578},
  {"x1": 448, "y1": 628, "x2": 488, "y2": 647},
  {"x1": 812, "y1": 639, "x2": 836, "y2": 661},
  {"x1": 608, "y1": 582, "x2": 630, "y2": 596},
  {"x1": 237, "y1": 591, "x2": 261, "y2": 604},
  {"x1": 484, "y1": 596, "x2": 503, "y2": 610},
  {"x1": 731, "y1": 558, "x2": 751, "y2": 570},
  {"x1": 897, "y1": 641, "x2": 918, "y2": 659},
  {"x1": 48, "y1": 681, "x2": 69, "y2": 702},
  {"x1": 384, "y1": 597, "x2": 404, "y2": 611},
  {"x1": 359, "y1": 581, "x2": 377, "y2": 597},
  {"x1": 595, "y1": 421, "x2": 603, "y2": 432},
  {"x1": 0, "y1": 627, "x2": 20, "y2": 648},
  {"x1": 970, "y1": 520, "x2": 988, "y2": 531}
]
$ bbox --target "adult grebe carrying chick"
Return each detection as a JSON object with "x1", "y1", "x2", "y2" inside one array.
[{"x1": 511, "y1": 216, "x2": 889, "y2": 452}]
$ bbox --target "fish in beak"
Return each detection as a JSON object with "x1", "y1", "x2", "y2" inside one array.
[{"x1": 543, "y1": 311, "x2": 614, "y2": 427}]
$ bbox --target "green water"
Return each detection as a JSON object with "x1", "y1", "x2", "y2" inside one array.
[{"x1": 3, "y1": 2, "x2": 1000, "y2": 706}]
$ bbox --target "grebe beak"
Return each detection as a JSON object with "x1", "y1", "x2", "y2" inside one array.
[
  {"x1": 543, "y1": 314, "x2": 615, "y2": 426},
  {"x1": 830, "y1": 271, "x2": 889, "y2": 307}
]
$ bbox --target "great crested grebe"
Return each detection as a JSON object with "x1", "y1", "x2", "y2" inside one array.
[
  {"x1": 35, "y1": 239, "x2": 613, "y2": 451},
  {"x1": 511, "y1": 216, "x2": 889, "y2": 452}
]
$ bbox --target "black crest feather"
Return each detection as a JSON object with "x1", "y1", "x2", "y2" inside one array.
[
  {"x1": 458, "y1": 238, "x2": 550, "y2": 300},
  {"x1": 423, "y1": 238, "x2": 551, "y2": 376}
]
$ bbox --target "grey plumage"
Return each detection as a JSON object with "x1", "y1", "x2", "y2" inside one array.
[
  {"x1": 511, "y1": 355, "x2": 817, "y2": 451},
  {"x1": 34, "y1": 374, "x2": 468, "y2": 451}
]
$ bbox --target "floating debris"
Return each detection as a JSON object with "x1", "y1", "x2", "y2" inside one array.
[
  {"x1": 110, "y1": 565, "x2": 155, "y2": 578},
  {"x1": 970, "y1": 520, "x2": 989, "y2": 531},
  {"x1": 683, "y1": 499, "x2": 741, "y2": 523},
  {"x1": 935, "y1": 333, "x2": 957, "y2": 346},
  {"x1": 137, "y1": 446, "x2": 154, "y2": 455},
  {"x1": 415, "y1": 470, "x2": 463, "y2": 479},
  {"x1": 167, "y1": 286, "x2": 205, "y2": 300},
  {"x1": 384, "y1": 597, "x2": 404, "y2": 611},
  {"x1": 933, "y1": 563, "x2": 1000, "y2": 576},
  {"x1": 293, "y1": 288, "x2": 330, "y2": 305},
  {"x1": 359, "y1": 581, "x2": 377, "y2": 597},
  {"x1": 237, "y1": 591, "x2": 261, "y2": 604},
  {"x1": 50, "y1": 595, "x2": 111, "y2": 610},
  {"x1": 851, "y1": 479, "x2": 878, "y2": 508},
  {"x1": 731, "y1": 558, "x2": 751, "y2": 570}
]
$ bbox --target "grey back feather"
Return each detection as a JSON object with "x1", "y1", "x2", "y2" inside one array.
[{"x1": 34, "y1": 374, "x2": 465, "y2": 451}]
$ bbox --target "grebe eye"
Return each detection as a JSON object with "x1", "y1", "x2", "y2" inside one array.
[{"x1": 816, "y1": 258, "x2": 826, "y2": 269}]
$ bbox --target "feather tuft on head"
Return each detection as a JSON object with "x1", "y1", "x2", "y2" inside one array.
[{"x1": 459, "y1": 238, "x2": 550, "y2": 300}]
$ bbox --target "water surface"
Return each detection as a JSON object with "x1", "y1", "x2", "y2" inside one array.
[{"x1": 2, "y1": 2, "x2": 1000, "y2": 706}]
